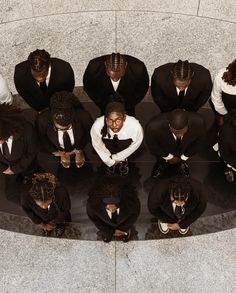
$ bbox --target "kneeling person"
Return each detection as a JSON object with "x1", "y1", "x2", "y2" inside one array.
[
  {"x1": 90, "y1": 102, "x2": 143, "y2": 175},
  {"x1": 21, "y1": 173, "x2": 71, "y2": 237},
  {"x1": 148, "y1": 176, "x2": 207, "y2": 235}
]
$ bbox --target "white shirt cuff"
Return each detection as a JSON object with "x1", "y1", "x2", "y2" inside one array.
[
  {"x1": 181, "y1": 154, "x2": 189, "y2": 161},
  {"x1": 163, "y1": 154, "x2": 174, "y2": 161}
]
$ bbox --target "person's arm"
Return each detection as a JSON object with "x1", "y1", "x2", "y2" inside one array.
[
  {"x1": 111, "y1": 121, "x2": 143, "y2": 162},
  {"x1": 131, "y1": 62, "x2": 149, "y2": 105},
  {"x1": 211, "y1": 73, "x2": 228, "y2": 115},
  {"x1": 0, "y1": 75, "x2": 13, "y2": 104},
  {"x1": 21, "y1": 194, "x2": 43, "y2": 224},
  {"x1": 90, "y1": 121, "x2": 115, "y2": 167},
  {"x1": 219, "y1": 126, "x2": 236, "y2": 169},
  {"x1": 52, "y1": 187, "x2": 71, "y2": 223},
  {"x1": 10, "y1": 124, "x2": 38, "y2": 174}
]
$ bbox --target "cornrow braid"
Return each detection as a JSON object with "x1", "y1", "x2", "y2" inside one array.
[
  {"x1": 172, "y1": 60, "x2": 194, "y2": 81},
  {"x1": 222, "y1": 60, "x2": 236, "y2": 86},
  {"x1": 30, "y1": 173, "x2": 57, "y2": 201},
  {"x1": 105, "y1": 53, "x2": 126, "y2": 71},
  {"x1": 169, "y1": 176, "x2": 191, "y2": 201}
]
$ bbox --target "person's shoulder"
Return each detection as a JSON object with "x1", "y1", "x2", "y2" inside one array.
[
  {"x1": 14, "y1": 60, "x2": 29, "y2": 73},
  {"x1": 190, "y1": 63, "x2": 211, "y2": 76},
  {"x1": 91, "y1": 115, "x2": 104, "y2": 129},
  {"x1": 214, "y1": 68, "x2": 226, "y2": 81},
  {"x1": 51, "y1": 57, "x2": 72, "y2": 68},
  {"x1": 87, "y1": 55, "x2": 107, "y2": 66}
]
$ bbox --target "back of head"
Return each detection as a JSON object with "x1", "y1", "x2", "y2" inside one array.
[
  {"x1": 50, "y1": 91, "x2": 77, "y2": 126},
  {"x1": 0, "y1": 104, "x2": 25, "y2": 140},
  {"x1": 28, "y1": 49, "x2": 51, "y2": 72},
  {"x1": 169, "y1": 176, "x2": 191, "y2": 201},
  {"x1": 30, "y1": 173, "x2": 57, "y2": 201},
  {"x1": 222, "y1": 59, "x2": 236, "y2": 86},
  {"x1": 172, "y1": 60, "x2": 194, "y2": 81},
  {"x1": 105, "y1": 53, "x2": 126, "y2": 71},
  {"x1": 168, "y1": 109, "x2": 188, "y2": 130}
]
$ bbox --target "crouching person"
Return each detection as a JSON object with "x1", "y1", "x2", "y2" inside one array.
[
  {"x1": 87, "y1": 176, "x2": 140, "y2": 242},
  {"x1": 148, "y1": 176, "x2": 207, "y2": 235},
  {"x1": 21, "y1": 173, "x2": 71, "y2": 237}
]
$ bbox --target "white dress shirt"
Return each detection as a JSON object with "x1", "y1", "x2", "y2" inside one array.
[
  {"x1": 0, "y1": 74, "x2": 13, "y2": 104},
  {"x1": 110, "y1": 79, "x2": 120, "y2": 91},
  {"x1": 57, "y1": 128, "x2": 75, "y2": 149},
  {"x1": 211, "y1": 68, "x2": 236, "y2": 115},
  {"x1": 163, "y1": 133, "x2": 189, "y2": 161},
  {"x1": 176, "y1": 87, "x2": 188, "y2": 95},
  {"x1": 106, "y1": 208, "x2": 120, "y2": 219},
  {"x1": 90, "y1": 115, "x2": 143, "y2": 167},
  {"x1": 0, "y1": 136, "x2": 13, "y2": 155}
]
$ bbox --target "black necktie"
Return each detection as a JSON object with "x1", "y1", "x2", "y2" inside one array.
[
  {"x1": 178, "y1": 90, "x2": 185, "y2": 104},
  {"x1": 111, "y1": 210, "x2": 118, "y2": 224},
  {"x1": 62, "y1": 131, "x2": 73, "y2": 152},
  {"x1": 175, "y1": 205, "x2": 184, "y2": 219},
  {"x1": 39, "y1": 81, "x2": 47, "y2": 93},
  {"x1": 176, "y1": 137, "x2": 182, "y2": 146},
  {"x1": 2, "y1": 142, "x2": 10, "y2": 159},
  {"x1": 112, "y1": 134, "x2": 119, "y2": 147}
]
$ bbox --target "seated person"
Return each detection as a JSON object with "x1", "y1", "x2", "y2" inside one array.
[
  {"x1": 151, "y1": 60, "x2": 212, "y2": 112},
  {"x1": 219, "y1": 110, "x2": 236, "y2": 182},
  {"x1": 145, "y1": 109, "x2": 205, "y2": 178},
  {"x1": 0, "y1": 104, "x2": 37, "y2": 201},
  {"x1": 87, "y1": 176, "x2": 140, "y2": 242},
  {"x1": 148, "y1": 176, "x2": 207, "y2": 235},
  {"x1": 21, "y1": 173, "x2": 71, "y2": 237},
  {"x1": 90, "y1": 102, "x2": 143, "y2": 175},
  {"x1": 0, "y1": 73, "x2": 13, "y2": 104},
  {"x1": 211, "y1": 59, "x2": 236, "y2": 126},
  {"x1": 83, "y1": 52, "x2": 149, "y2": 116},
  {"x1": 37, "y1": 91, "x2": 93, "y2": 176},
  {"x1": 14, "y1": 49, "x2": 75, "y2": 112}
]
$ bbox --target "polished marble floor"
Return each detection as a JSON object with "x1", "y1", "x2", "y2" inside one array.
[{"x1": 0, "y1": 102, "x2": 236, "y2": 240}]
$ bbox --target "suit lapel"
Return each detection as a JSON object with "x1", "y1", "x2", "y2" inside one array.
[{"x1": 47, "y1": 123, "x2": 60, "y2": 148}]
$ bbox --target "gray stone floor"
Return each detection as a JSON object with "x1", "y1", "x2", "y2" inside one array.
[{"x1": 0, "y1": 228, "x2": 235, "y2": 293}]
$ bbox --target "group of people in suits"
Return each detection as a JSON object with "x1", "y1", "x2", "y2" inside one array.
[{"x1": 0, "y1": 48, "x2": 236, "y2": 241}]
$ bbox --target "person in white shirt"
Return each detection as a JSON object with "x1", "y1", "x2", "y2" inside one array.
[
  {"x1": 90, "y1": 102, "x2": 143, "y2": 175},
  {"x1": 211, "y1": 60, "x2": 236, "y2": 126},
  {"x1": 0, "y1": 73, "x2": 13, "y2": 104}
]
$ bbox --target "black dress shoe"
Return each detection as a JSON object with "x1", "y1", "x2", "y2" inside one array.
[
  {"x1": 41, "y1": 230, "x2": 52, "y2": 237},
  {"x1": 151, "y1": 163, "x2": 165, "y2": 179},
  {"x1": 225, "y1": 168, "x2": 234, "y2": 182},
  {"x1": 106, "y1": 165, "x2": 116, "y2": 176},
  {"x1": 179, "y1": 162, "x2": 190, "y2": 177},
  {"x1": 121, "y1": 230, "x2": 131, "y2": 242},
  {"x1": 102, "y1": 231, "x2": 113, "y2": 243},
  {"x1": 119, "y1": 161, "x2": 129, "y2": 176},
  {"x1": 55, "y1": 224, "x2": 65, "y2": 237}
]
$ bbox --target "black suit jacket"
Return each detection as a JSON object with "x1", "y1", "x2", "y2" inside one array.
[
  {"x1": 14, "y1": 58, "x2": 75, "y2": 111},
  {"x1": 83, "y1": 54, "x2": 149, "y2": 113},
  {"x1": 219, "y1": 121, "x2": 236, "y2": 168},
  {"x1": 0, "y1": 122, "x2": 38, "y2": 174},
  {"x1": 36, "y1": 108, "x2": 93, "y2": 153},
  {"x1": 145, "y1": 112, "x2": 205, "y2": 158},
  {"x1": 151, "y1": 63, "x2": 212, "y2": 112},
  {"x1": 21, "y1": 186, "x2": 71, "y2": 224},
  {"x1": 148, "y1": 178, "x2": 207, "y2": 228}
]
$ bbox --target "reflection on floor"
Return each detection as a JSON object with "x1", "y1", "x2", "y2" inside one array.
[{"x1": 0, "y1": 102, "x2": 236, "y2": 240}]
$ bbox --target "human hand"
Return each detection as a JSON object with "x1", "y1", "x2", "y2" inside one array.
[
  {"x1": 167, "y1": 223, "x2": 180, "y2": 230},
  {"x1": 113, "y1": 229, "x2": 126, "y2": 237},
  {"x1": 167, "y1": 157, "x2": 181, "y2": 165},
  {"x1": 3, "y1": 167, "x2": 14, "y2": 175}
]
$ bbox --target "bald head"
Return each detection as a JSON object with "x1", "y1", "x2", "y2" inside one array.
[{"x1": 168, "y1": 109, "x2": 188, "y2": 137}]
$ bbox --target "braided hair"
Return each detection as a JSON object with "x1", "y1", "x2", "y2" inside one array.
[
  {"x1": 28, "y1": 49, "x2": 51, "y2": 72},
  {"x1": 222, "y1": 60, "x2": 236, "y2": 86},
  {"x1": 169, "y1": 176, "x2": 191, "y2": 202},
  {"x1": 29, "y1": 173, "x2": 58, "y2": 201},
  {"x1": 0, "y1": 104, "x2": 25, "y2": 140},
  {"x1": 172, "y1": 60, "x2": 194, "y2": 81},
  {"x1": 101, "y1": 102, "x2": 126, "y2": 138},
  {"x1": 105, "y1": 53, "x2": 126, "y2": 71}
]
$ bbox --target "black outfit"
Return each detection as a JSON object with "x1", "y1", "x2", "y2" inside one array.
[
  {"x1": 87, "y1": 177, "x2": 140, "y2": 241},
  {"x1": 36, "y1": 108, "x2": 93, "y2": 175},
  {"x1": 21, "y1": 186, "x2": 71, "y2": 224},
  {"x1": 0, "y1": 122, "x2": 38, "y2": 200},
  {"x1": 83, "y1": 54, "x2": 149, "y2": 115},
  {"x1": 151, "y1": 63, "x2": 212, "y2": 112},
  {"x1": 219, "y1": 120, "x2": 236, "y2": 169},
  {"x1": 14, "y1": 58, "x2": 75, "y2": 111},
  {"x1": 145, "y1": 112, "x2": 205, "y2": 161},
  {"x1": 148, "y1": 178, "x2": 207, "y2": 229}
]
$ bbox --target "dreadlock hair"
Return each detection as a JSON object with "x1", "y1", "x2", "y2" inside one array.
[
  {"x1": 169, "y1": 176, "x2": 191, "y2": 202},
  {"x1": 222, "y1": 60, "x2": 236, "y2": 86},
  {"x1": 28, "y1": 49, "x2": 51, "y2": 72},
  {"x1": 88, "y1": 176, "x2": 137, "y2": 209},
  {"x1": 50, "y1": 91, "x2": 76, "y2": 126},
  {"x1": 0, "y1": 104, "x2": 25, "y2": 140},
  {"x1": 105, "y1": 53, "x2": 126, "y2": 71},
  {"x1": 172, "y1": 60, "x2": 194, "y2": 81},
  {"x1": 101, "y1": 102, "x2": 126, "y2": 138},
  {"x1": 168, "y1": 108, "x2": 188, "y2": 130},
  {"x1": 30, "y1": 173, "x2": 57, "y2": 201}
]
